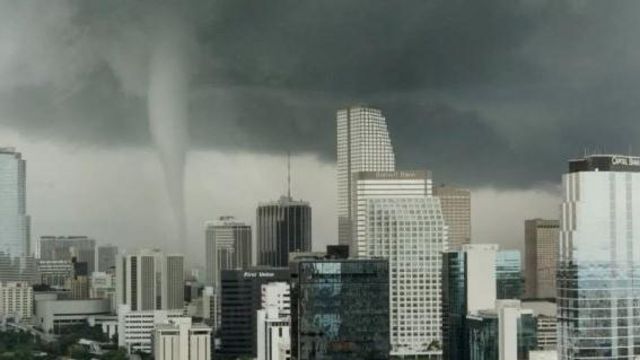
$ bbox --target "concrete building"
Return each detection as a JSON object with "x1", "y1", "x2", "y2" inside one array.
[
  {"x1": 0, "y1": 252, "x2": 38, "y2": 285},
  {"x1": 65, "y1": 275, "x2": 89, "y2": 300},
  {"x1": 205, "y1": 216, "x2": 252, "y2": 289},
  {"x1": 202, "y1": 286, "x2": 217, "y2": 328},
  {"x1": 353, "y1": 170, "x2": 432, "y2": 257},
  {"x1": 0, "y1": 148, "x2": 30, "y2": 258},
  {"x1": 152, "y1": 318, "x2": 212, "y2": 360},
  {"x1": 257, "y1": 197, "x2": 311, "y2": 267},
  {"x1": 434, "y1": 185, "x2": 471, "y2": 249},
  {"x1": 117, "y1": 304, "x2": 185, "y2": 354},
  {"x1": 558, "y1": 154, "x2": 640, "y2": 359},
  {"x1": 364, "y1": 189, "x2": 447, "y2": 358},
  {"x1": 337, "y1": 106, "x2": 396, "y2": 246},
  {"x1": 524, "y1": 219, "x2": 559, "y2": 299},
  {"x1": 257, "y1": 282, "x2": 291, "y2": 360},
  {"x1": 0, "y1": 282, "x2": 32, "y2": 321},
  {"x1": 496, "y1": 250, "x2": 523, "y2": 300},
  {"x1": 35, "y1": 298, "x2": 111, "y2": 333},
  {"x1": 522, "y1": 300, "x2": 557, "y2": 351},
  {"x1": 443, "y1": 244, "x2": 498, "y2": 360},
  {"x1": 38, "y1": 260, "x2": 74, "y2": 288},
  {"x1": 529, "y1": 351, "x2": 558, "y2": 360},
  {"x1": 115, "y1": 249, "x2": 184, "y2": 311},
  {"x1": 39, "y1": 236, "x2": 96, "y2": 274},
  {"x1": 97, "y1": 245, "x2": 118, "y2": 272}
]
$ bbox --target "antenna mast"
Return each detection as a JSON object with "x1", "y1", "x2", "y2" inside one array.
[{"x1": 287, "y1": 151, "x2": 291, "y2": 199}]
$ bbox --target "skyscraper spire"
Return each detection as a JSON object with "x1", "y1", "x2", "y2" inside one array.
[{"x1": 287, "y1": 151, "x2": 291, "y2": 199}]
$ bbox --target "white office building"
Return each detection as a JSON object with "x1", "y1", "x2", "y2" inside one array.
[
  {"x1": 36, "y1": 299, "x2": 111, "y2": 332},
  {"x1": 353, "y1": 170, "x2": 432, "y2": 257},
  {"x1": 115, "y1": 249, "x2": 184, "y2": 311},
  {"x1": 205, "y1": 216, "x2": 252, "y2": 288},
  {"x1": 0, "y1": 282, "x2": 32, "y2": 321},
  {"x1": 365, "y1": 193, "x2": 447, "y2": 358},
  {"x1": 153, "y1": 317, "x2": 212, "y2": 360},
  {"x1": 0, "y1": 148, "x2": 30, "y2": 258},
  {"x1": 336, "y1": 106, "x2": 396, "y2": 246},
  {"x1": 257, "y1": 282, "x2": 291, "y2": 360},
  {"x1": 117, "y1": 304, "x2": 185, "y2": 354},
  {"x1": 558, "y1": 155, "x2": 640, "y2": 359}
]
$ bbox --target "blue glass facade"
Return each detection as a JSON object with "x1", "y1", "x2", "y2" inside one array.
[
  {"x1": 442, "y1": 251, "x2": 467, "y2": 360},
  {"x1": 468, "y1": 310, "x2": 537, "y2": 360},
  {"x1": 291, "y1": 259, "x2": 390, "y2": 360},
  {"x1": 496, "y1": 250, "x2": 524, "y2": 300}
]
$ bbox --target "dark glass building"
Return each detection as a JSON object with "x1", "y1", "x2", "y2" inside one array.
[
  {"x1": 218, "y1": 267, "x2": 290, "y2": 359},
  {"x1": 257, "y1": 196, "x2": 311, "y2": 267},
  {"x1": 496, "y1": 250, "x2": 524, "y2": 300},
  {"x1": 290, "y1": 254, "x2": 390, "y2": 360}
]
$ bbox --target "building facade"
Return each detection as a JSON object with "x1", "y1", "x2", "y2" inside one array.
[
  {"x1": 36, "y1": 299, "x2": 111, "y2": 333},
  {"x1": 218, "y1": 268, "x2": 290, "y2": 359},
  {"x1": 337, "y1": 106, "x2": 396, "y2": 246},
  {"x1": 97, "y1": 245, "x2": 118, "y2": 273},
  {"x1": 257, "y1": 283, "x2": 291, "y2": 360},
  {"x1": 434, "y1": 185, "x2": 471, "y2": 249},
  {"x1": 257, "y1": 197, "x2": 311, "y2": 267},
  {"x1": 443, "y1": 245, "x2": 498, "y2": 360},
  {"x1": 524, "y1": 219, "x2": 559, "y2": 299},
  {"x1": 152, "y1": 318, "x2": 212, "y2": 360},
  {"x1": 558, "y1": 154, "x2": 640, "y2": 359},
  {"x1": 39, "y1": 260, "x2": 74, "y2": 288},
  {"x1": 117, "y1": 304, "x2": 185, "y2": 354},
  {"x1": 365, "y1": 195, "x2": 446, "y2": 358},
  {"x1": 40, "y1": 236, "x2": 96, "y2": 274},
  {"x1": 496, "y1": 250, "x2": 523, "y2": 300},
  {"x1": 0, "y1": 282, "x2": 32, "y2": 320},
  {"x1": 290, "y1": 257, "x2": 390, "y2": 360},
  {"x1": 0, "y1": 148, "x2": 30, "y2": 258},
  {"x1": 205, "y1": 216, "x2": 252, "y2": 288},
  {"x1": 0, "y1": 252, "x2": 38, "y2": 285}
]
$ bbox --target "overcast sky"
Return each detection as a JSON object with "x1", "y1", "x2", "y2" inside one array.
[{"x1": 1, "y1": 0, "x2": 637, "y2": 267}]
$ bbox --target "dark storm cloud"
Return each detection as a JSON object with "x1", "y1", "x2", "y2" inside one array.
[{"x1": 1, "y1": 0, "x2": 639, "y2": 187}]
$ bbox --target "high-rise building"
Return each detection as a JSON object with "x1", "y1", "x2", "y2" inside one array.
[
  {"x1": 0, "y1": 282, "x2": 33, "y2": 321},
  {"x1": 290, "y1": 252, "x2": 390, "y2": 360},
  {"x1": 218, "y1": 267, "x2": 290, "y2": 359},
  {"x1": 442, "y1": 244, "x2": 498, "y2": 360},
  {"x1": 558, "y1": 154, "x2": 640, "y2": 359},
  {"x1": 0, "y1": 252, "x2": 38, "y2": 285},
  {"x1": 0, "y1": 148, "x2": 30, "y2": 257},
  {"x1": 337, "y1": 106, "x2": 396, "y2": 246},
  {"x1": 524, "y1": 219, "x2": 559, "y2": 299},
  {"x1": 257, "y1": 282, "x2": 291, "y2": 360},
  {"x1": 522, "y1": 301, "x2": 557, "y2": 351},
  {"x1": 467, "y1": 300, "x2": 537, "y2": 360},
  {"x1": 97, "y1": 245, "x2": 118, "y2": 273},
  {"x1": 205, "y1": 216, "x2": 252, "y2": 288},
  {"x1": 352, "y1": 170, "x2": 432, "y2": 257},
  {"x1": 257, "y1": 197, "x2": 311, "y2": 267},
  {"x1": 40, "y1": 236, "x2": 96, "y2": 274},
  {"x1": 66, "y1": 275, "x2": 89, "y2": 300},
  {"x1": 201, "y1": 286, "x2": 217, "y2": 328},
  {"x1": 38, "y1": 260, "x2": 74, "y2": 288},
  {"x1": 115, "y1": 249, "x2": 184, "y2": 311},
  {"x1": 434, "y1": 185, "x2": 471, "y2": 249},
  {"x1": 496, "y1": 250, "x2": 524, "y2": 300},
  {"x1": 152, "y1": 318, "x2": 212, "y2": 360},
  {"x1": 364, "y1": 193, "x2": 447, "y2": 357}
]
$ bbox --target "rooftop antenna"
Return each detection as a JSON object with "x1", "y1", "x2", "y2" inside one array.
[{"x1": 287, "y1": 151, "x2": 291, "y2": 199}]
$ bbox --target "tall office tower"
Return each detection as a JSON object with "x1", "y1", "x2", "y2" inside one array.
[
  {"x1": 205, "y1": 216, "x2": 252, "y2": 288},
  {"x1": 442, "y1": 244, "x2": 498, "y2": 360},
  {"x1": 257, "y1": 196, "x2": 311, "y2": 267},
  {"x1": 352, "y1": 170, "x2": 432, "y2": 257},
  {"x1": 0, "y1": 148, "x2": 30, "y2": 257},
  {"x1": 496, "y1": 250, "x2": 524, "y2": 300},
  {"x1": 558, "y1": 154, "x2": 640, "y2": 359},
  {"x1": 115, "y1": 249, "x2": 184, "y2": 311},
  {"x1": 39, "y1": 236, "x2": 96, "y2": 274},
  {"x1": 524, "y1": 219, "x2": 559, "y2": 299},
  {"x1": 38, "y1": 260, "x2": 74, "y2": 287},
  {"x1": 336, "y1": 106, "x2": 396, "y2": 246},
  {"x1": 289, "y1": 253, "x2": 390, "y2": 360},
  {"x1": 434, "y1": 185, "x2": 471, "y2": 249},
  {"x1": 97, "y1": 245, "x2": 118, "y2": 272},
  {"x1": 0, "y1": 282, "x2": 33, "y2": 321},
  {"x1": 467, "y1": 300, "x2": 537, "y2": 360},
  {"x1": 0, "y1": 253, "x2": 38, "y2": 285},
  {"x1": 257, "y1": 282, "x2": 291, "y2": 360},
  {"x1": 365, "y1": 194, "x2": 447, "y2": 357},
  {"x1": 218, "y1": 267, "x2": 290, "y2": 359}
]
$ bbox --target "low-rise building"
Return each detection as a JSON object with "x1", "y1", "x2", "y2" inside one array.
[
  {"x1": 0, "y1": 282, "x2": 32, "y2": 321},
  {"x1": 117, "y1": 304, "x2": 185, "y2": 354},
  {"x1": 152, "y1": 318, "x2": 212, "y2": 360},
  {"x1": 35, "y1": 299, "x2": 111, "y2": 333}
]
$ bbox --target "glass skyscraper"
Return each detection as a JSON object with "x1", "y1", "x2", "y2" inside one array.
[
  {"x1": 337, "y1": 106, "x2": 396, "y2": 247},
  {"x1": 290, "y1": 256, "x2": 390, "y2": 360},
  {"x1": 496, "y1": 250, "x2": 524, "y2": 300},
  {"x1": 0, "y1": 148, "x2": 30, "y2": 257},
  {"x1": 558, "y1": 154, "x2": 640, "y2": 359},
  {"x1": 257, "y1": 196, "x2": 311, "y2": 267}
]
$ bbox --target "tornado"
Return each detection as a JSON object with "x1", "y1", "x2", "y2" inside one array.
[{"x1": 147, "y1": 15, "x2": 190, "y2": 250}]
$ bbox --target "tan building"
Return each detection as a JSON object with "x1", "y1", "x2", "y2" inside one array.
[
  {"x1": 524, "y1": 219, "x2": 559, "y2": 299},
  {"x1": 434, "y1": 185, "x2": 471, "y2": 249},
  {"x1": 66, "y1": 276, "x2": 89, "y2": 300},
  {"x1": 0, "y1": 282, "x2": 32, "y2": 321}
]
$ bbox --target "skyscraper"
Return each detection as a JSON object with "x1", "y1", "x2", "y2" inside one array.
[
  {"x1": 98, "y1": 245, "x2": 118, "y2": 272},
  {"x1": 442, "y1": 244, "x2": 498, "y2": 360},
  {"x1": 352, "y1": 170, "x2": 432, "y2": 257},
  {"x1": 337, "y1": 106, "x2": 396, "y2": 246},
  {"x1": 558, "y1": 154, "x2": 640, "y2": 359},
  {"x1": 496, "y1": 250, "x2": 524, "y2": 300},
  {"x1": 205, "y1": 216, "x2": 252, "y2": 288},
  {"x1": 257, "y1": 196, "x2": 311, "y2": 267},
  {"x1": 116, "y1": 249, "x2": 184, "y2": 311},
  {"x1": 362, "y1": 172, "x2": 447, "y2": 357},
  {"x1": 524, "y1": 219, "x2": 559, "y2": 299},
  {"x1": 0, "y1": 148, "x2": 30, "y2": 257},
  {"x1": 434, "y1": 185, "x2": 471, "y2": 249},
  {"x1": 40, "y1": 236, "x2": 96, "y2": 274}
]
